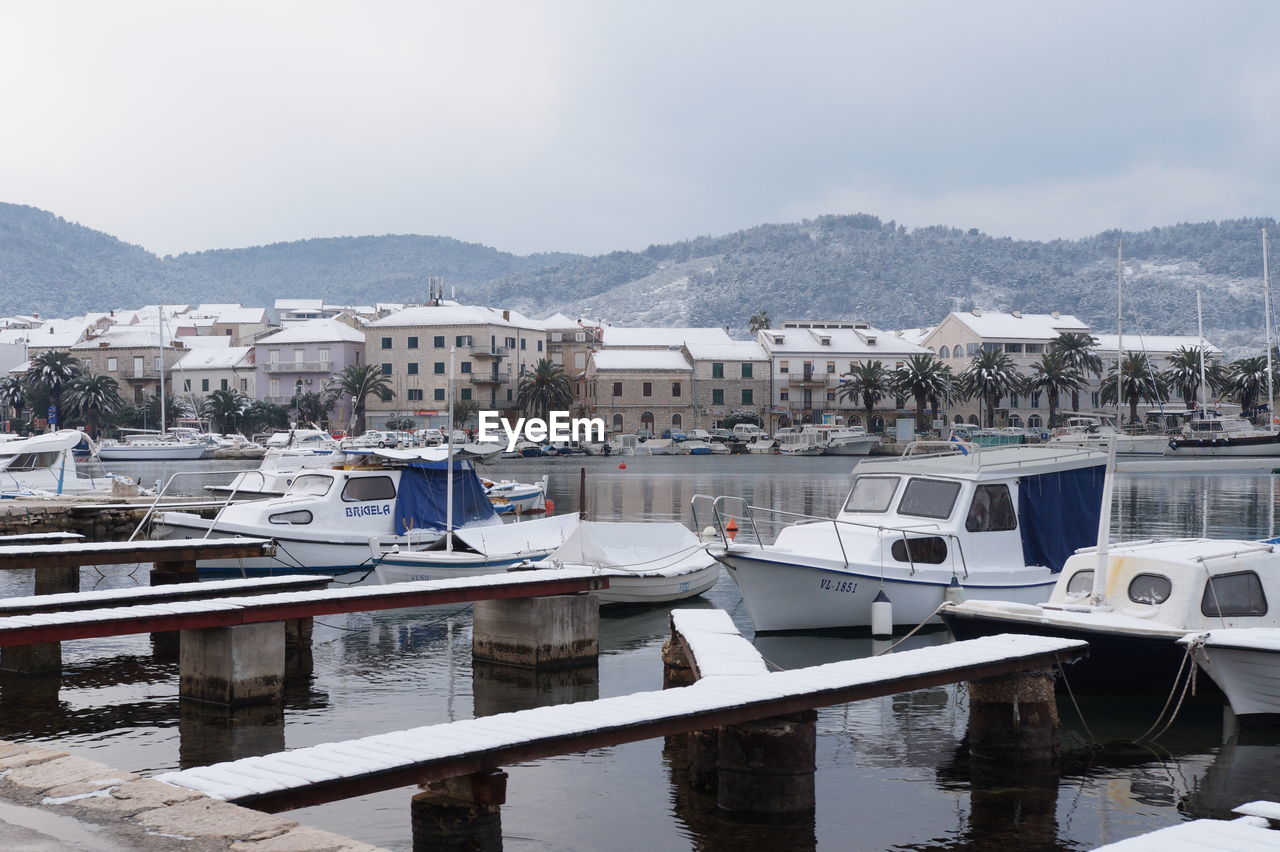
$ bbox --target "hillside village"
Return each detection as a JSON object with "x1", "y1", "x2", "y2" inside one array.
[{"x1": 0, "y1": 278, "x2": 1244, "y2": 440}]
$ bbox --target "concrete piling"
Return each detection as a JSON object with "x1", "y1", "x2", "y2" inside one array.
[
  {"x1": 716, "y1": 711, "x2": 817, "y2": 814},
  {"x1": 34, "y1": 564, "x2": 79, "y2": 595},
  {"x1": 179, "y1": 621, "x2": 286, "y2": 707},
  {"x1": 966, "y1": 669, "x2": 1059, "y2": 766},
  {"x1": 150, "y1": 558, "x2": 198, "y2": 586},
  {"x1": 411, "y1": 770, "x2": 507, "y2": 852},
  {"x1": 472, "y1": 660, "x2": 598, "y2": 716},
  {"x1": 472, "y1": 593, "x2": 598, "y2": 670},
  {"x1": 661, "y1": 638, "x2": 696, "y2": 689},
  {"x1": 179, "y1": 701, "x2": 286, "y2": 769}
]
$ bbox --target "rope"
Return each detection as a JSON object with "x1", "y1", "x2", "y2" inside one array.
[
  {"x1": 1055, "y1": 659, "x2": 1098, "y2": 746},
  {"x1": 1133, "y1": 638, "x2": 1201, "y2": 743},
  {"x1": 873, "y1": 603, "x2": 945, "y2": 656}
]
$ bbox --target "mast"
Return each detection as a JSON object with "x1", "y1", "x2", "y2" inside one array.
[
  {"x1": 1196, "y1": 289, "x2": 1208, "y2": 411},
  {"x1": 446, "y1": 345, "x2": 455, "y2": 552},
  {"x1": 1116, "y1": 242, "x2": 1123, "y2": 424},
  {"x1": 1265, "y1": 228, "x2": 1275, "y2": 423},
  {"x1": 158, "y1": 309, "x2": 166, "y2": 434}
]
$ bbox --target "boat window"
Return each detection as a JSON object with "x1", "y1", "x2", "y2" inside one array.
[
  {"x1": 342, "y1": 475, "x2": 397, "y2": 502},
  {"x1": 1201, "y1": 571, "x2": 1268, "y2": 618},
  {"x1": 289, "y1": 475, "x2": 333, "y2": 496},
  {"x1": 1065, "y1": 569, "x2": 1093, "y2": 597},
  {"x1": 1128, "y1": 573, "x2": 1172, "y2": 605},
  {"x1": 269, "y1": 510, "x2": 313, "y2": 525},
  {"x1": 890, "y1": 536, "x2": 948, "y2": 564},
  {"x1": 1, "y1": 452, "x2": 61, "y2": 471},
  {"x1": 964, "y1": 484, "x2": 1017, "y2": 532},
  {"x1": 843, "y1": 476, "x2": 900, "y2": 513},
  {"x1": 897, "y1": 478, "x2": 962, "y2": 520}
]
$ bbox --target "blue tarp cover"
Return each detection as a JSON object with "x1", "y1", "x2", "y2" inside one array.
[
  {"x1": 1018, "y1": 465, "x2": 1105, "y2": 573},
  {"x1": 394, "y1": 460, "x2": 497, "y2": 535}
]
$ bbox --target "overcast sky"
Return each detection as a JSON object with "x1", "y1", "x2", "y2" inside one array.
[{"x1": 3, "y1": 1, "x2": 1277, "y2": 257}]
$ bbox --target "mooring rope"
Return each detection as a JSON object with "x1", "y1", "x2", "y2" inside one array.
[{"x1": 1133, "y1": 637, "x2": 1202, "y2": 743}]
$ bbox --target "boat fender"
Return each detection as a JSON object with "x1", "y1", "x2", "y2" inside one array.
[
  {"x1": 700, "y1": 525, "x2": 718, "y2": 542},
  {"x1": 944, "y1": 575, "x2": 965, "y2": 605},
  {"x1": 871, "y1": 589, "x2": 893, "y2": 639},
  {"x1": 726, "y1": 517, "x2": 739, "y2": 541},
  {"x1": 544, "y1": 498, "x2": 555, "y2": 514}
]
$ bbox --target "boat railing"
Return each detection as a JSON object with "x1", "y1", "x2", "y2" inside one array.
[
  {"x1": 691, "y1": 494, "x2": 970, "y2": 579},
  {"x1": 128, "y1": 468, "x2": 270, "y2": 541}
]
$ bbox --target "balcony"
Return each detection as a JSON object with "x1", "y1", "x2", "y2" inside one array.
[
  {"x1": 786, "y1": 371, "x2": 831, "y2": 387},
  {"x1": 468, "y1": 373, "x2": 511, "y2": 386},
  {"x1": 470, "y1": 345, "x2": 509, "y2": 359},
  {"x1": 121, "y1": 369, "x2": 163, "y2": 381},
  {"x1": 262, "y1": 361, "x2": 335, "y2": 374}
]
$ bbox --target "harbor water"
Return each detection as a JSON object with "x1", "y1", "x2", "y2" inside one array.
[{"x1": 4, "y1": 455, "x2": 1280, "y2": 850}]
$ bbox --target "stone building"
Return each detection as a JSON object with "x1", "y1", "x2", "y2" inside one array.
[
  {"x1": 586, "y1": 349, "x2": 694, "y2": 435},
  {"x1": 69, "y1": 328, "x2": 187, "y2": 405},
  {"x1": 681, "y1": 342, "x2": 771, "y2": 429}
]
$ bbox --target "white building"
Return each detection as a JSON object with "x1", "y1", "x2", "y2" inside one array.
[{"x1": 174, "y1": 346, "x2": 256, "y2": 401}]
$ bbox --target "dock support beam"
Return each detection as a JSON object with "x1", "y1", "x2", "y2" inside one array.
[
  {"x1": 716, "y1": 710, "x2": 817, "y2": 814},
  {"x1": 1, "y1": 565, "x2": 79, "y2": 675},
  {"x1": 179, "y1": 622, "x2": 285, "y2": 707},
  {"x1": 150, "y1": 558, "x2": 198, "y2": 586},
  {"x1": 34, "y1": 564, "x2": 79, "y2": 595},
  {"x1": 472, "y1": 594, "x2": 598, "y2": 670},
  {"x1": 411, "y1": 770, "x2": 507, "y2": 852}
]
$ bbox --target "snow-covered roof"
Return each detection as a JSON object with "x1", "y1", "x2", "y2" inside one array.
[
  {"x1": 760, "y1": 326, "x2": 929, "y2": 356},
  {"x1": 70, "y1": 328, "x2": 176, "y2": 350},
  {"x1": 190, "y1": 305, "x2": 269, "y2": 324},
  {"x1": 179, "y1": 336, "x2": 233, "y2": 350},
  {"x1": 0, "y1": 329, "x2": 30, "y2": 346},
  {"x1": 175, "y1": 346, "x2": 253, "y2": 371},
  {"x1": 894, "y1": 326, "x2": 935, "y2": 346},
  {"x1": 25, "y1": 319, "x2": 95, "y2": 349},
  {"x1": 1091, "y1": 334, "x2": 1223, "y2": 356},
  {"x1": 256, "y1": 318, "x2": 364, "y2": 345},
  {"x1": 591, "y1": 350, "x2": 691, "y2": 371},
  {"x1": 603, "y1": 327, "x2": 731, "y2": 348},
  {"x1": 275, "y1": 298, "x2": 324, "y2": 311},
  {"x1": 684, "y1": 342, "x2": 769, "y2": 362},
  {"x1": 947, "y1": 311, "x2": 1089, "y2": 340},
  {"x1": 367, "y1": 304, "x2": 545, "y2": 331}
]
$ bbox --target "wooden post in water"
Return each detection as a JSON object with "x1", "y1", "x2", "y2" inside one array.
[
  {"x1": 578, "y1": 466, "x2": 587, "y2": 521},
  {"x1": 411, "y1": 770, "x2": 507, "y2": 852},
  {"x1": 716, "y1": 710, "x2": 818, "y2": 814}
]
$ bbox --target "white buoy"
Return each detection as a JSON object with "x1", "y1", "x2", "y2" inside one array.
[
  {"x1": 700, "y1": 525, "x2": 718, "y2": 542},
  {"x1": 944, "y1": 575, "x2": 966, "y2": 605},
  {"x1": 871, "y1": 589, "x2": 893, "y2": 639}
]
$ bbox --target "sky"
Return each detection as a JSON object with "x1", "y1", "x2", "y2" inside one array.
[{"x1": 2, "y1": 1, "x2": 1278, "y2": 257}]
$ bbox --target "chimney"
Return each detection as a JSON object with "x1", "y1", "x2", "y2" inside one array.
[
  {"x1": 971, "y1": 308, "x2": 982, "y2": 317},
  {"x1": 1051, "y1": 310, "x2": 1060, "y2": 319},
  {"x1": 503, "y1": 310, "x2": 510, "y2": 321},
  {"x1": 1011, "y1": 309, "x2": 1022, "y2": 318}
]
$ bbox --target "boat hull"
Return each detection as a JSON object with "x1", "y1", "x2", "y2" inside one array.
[
  {"x1": 1192, "y1": 642, "x2": 1280, "y2": 721},
  {"x1": 717, "y1": 548, "x2": 1053, "y2": 632},
  {"x1": 1167, "y1": 434, "x2": 1280, "y2": 456},
  {"x1": 374, "y1": 553, "x2": 538, "y2": 583},
  {"x1": 98, "y1": 443, "x2": 210, "y2": 461},
  {"x1": 822, "y1": 438, "x2": 880, "y2": 456}
]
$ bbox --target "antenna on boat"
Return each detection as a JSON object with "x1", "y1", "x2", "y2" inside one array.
[
  {"x1": 446, "y1": 345, "x2": 455, "y2": 552},
  {"x1": 1264, "y1": 228, "x2": 1274, "y2": 424},
  {"x1": 1089, "y1": 434, "x2": 1118, "y2": 607}
]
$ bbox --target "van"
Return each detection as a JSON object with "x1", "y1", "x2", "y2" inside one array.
[{"x1": 731, "y1": 424, "x2": 767, "y2": 440}]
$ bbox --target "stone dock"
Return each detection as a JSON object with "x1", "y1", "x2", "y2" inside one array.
[
  {"x1": 0, "y1": 497, "x2": 220, "y2": 540},
  {"x1": 0, "y1": 741, "x2": 386, "y2": 851}
]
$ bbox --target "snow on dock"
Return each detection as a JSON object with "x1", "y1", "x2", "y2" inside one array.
[
  {"x1": 669, "y1": 608, "x2": 769, "y2": 679},
  {"x1": 0, "y1": 536, "x2": 276, "y2": 569},
  {"x1": 0, "y1": 574, "x2": 332, "y2": 616},
  {"x1": 1093, "y1": 800, "x2": 1280, "y2": 850},
  {"x1": 156, "y1": 633, "x2": 1087, "y2": 811}
]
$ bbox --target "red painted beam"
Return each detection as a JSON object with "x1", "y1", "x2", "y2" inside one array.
[{"x1": 0, "y1": 575, "x2": 608, "y2": 646}]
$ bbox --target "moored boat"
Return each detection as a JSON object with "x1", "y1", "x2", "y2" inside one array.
[{"x1": 373, "y1": 513, "x2": 580, "y2": 583}]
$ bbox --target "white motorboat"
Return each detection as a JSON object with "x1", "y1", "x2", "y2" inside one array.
[
  {"x1": 373, "y1": 513, "x2": 580, "y2": 583},
  {"x1": 1048, "y1": 415, "x2": 1168, "y2": 456},
  {"x1": 1167, "y1": 414, "x2": 1280, "y2": 456},
  {"x1": 206, "y1": 447, "x2": 338, "y2": 499},
  {"x1": 533, "y1": 521, "x2": 720, "y2": 604},
  {"x1": 681, "y1": 440, "x2": 715, "y2": 455},
  {"x1": 97, "y1": 431, "x2": 210, "y2": 461},
  {"x1": 775, "y1": 430, "x2": 826, "y2": 456},
  {"x1": 644, "y1": 439, "x2": 687, "y2": 456},
  {"x1": 746, "y1": 436, "x2": 776, "y2": 454},
  {"x1": 701, "y1": 443, "x2": 1107, "y2": 631},
  {"x1": 1180, "y1": 629, "x2": 1280, "y2": 723},
  {"x1": 0, "y1": 430, "x2": 114, "y2": 496},
  {"x1": 482, "y1": 476, "x2": 546, "y2": 514},
  {"x1": 802, "y1": 424, "x2": 880, "y2": 456},
  {"x1": 263, "y1": 428, "x2": 340, "y2": 452},
  {"x1": 941, "y1": 537, "x2": 1280, "y2": 693},
  {"x1": 152, "y1": 447, "x2": 502, "y2": 574},
  {"x1": 608, "y1": 434, "x2": 652, "y2": 456}
]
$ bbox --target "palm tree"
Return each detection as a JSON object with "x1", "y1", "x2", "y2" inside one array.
[
  {"x1": 836, "y1": 361, "x2": 891, "y2": 430},
  {"x1": 0, "y1": 376, "x2": 25, "y2": 427},
  {"x1": 1163, "y1": 345, "x2": 1214, "y2": 409},
  {"x1": 1050, "y1": 332, "x2": 1103, "y2": 412},
  {"x1": 1225, "y1": 355, "x2": 1276, "y2": 415},
  {"x1": 291, "y1": 391, "x2": 333, "y2": 427},
  {"x1": 890, "y1": 354, "x2": 954, "y2": 434},
  {"x1": 202, "y1": 388, "x2": 249, "y2": 433},
  {"x1": 1025, "y1": 351, "x2": 1085, "y2": 428},
  {"x1": 65, "y1": 372, "x2": 124, "y2": 438},
  {"x1": 960, "y1": 349, "x2": 1023, "y2": 428},
  {"x1": 329, "y1": 364, "x2": 394, "y2": 434},
  {"x1": 23, "y1": 350, "x2": 81, "y2": 428},
  {"x1": 516, "y1": 359, "x2": 574, "y2": 422},
  {"x1": 748, "y1": 311, "x2": 771, "y2": 334},
  {"x1": 1100, "y1": 352, "x2": 1168, "y2": 426}
]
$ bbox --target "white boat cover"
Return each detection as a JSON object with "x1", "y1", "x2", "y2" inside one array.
[
  {"x1": 452, "y1": 513, "x2": 580, "y2": 555},
  {"x1": 547, "y1": 522, "x2": 710, "y2": 576},
  {"x1": 366, "y1": 445, "x2": 502, "y2": 463}
]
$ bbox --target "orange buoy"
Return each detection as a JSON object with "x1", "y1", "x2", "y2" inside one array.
[
  {"x1": 544, "y1": 498, "x2": 555, "y2": 514},
  {"x1": 618, "y1": 463, "x2": 627, "y2": 470},
  {"x1": 726, "y1": 517, "x2": 739, "y2": 540}
]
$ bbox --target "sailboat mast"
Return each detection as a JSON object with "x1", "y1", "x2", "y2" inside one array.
[
  {"x1": 446, "y1": 345, "x2": 455, "y2": 552},
  {"x1": 158, "y1": 309, "x2": 166, "y2": 433},
  {"x1": 1264, "y1": 228, "x2": 1274, "y2": 422},
  {"x1": 1116, "y1": 242, "x2": 1123, "y2": 424},
  {"x1": 1196, "y1": 289, "x2": 1208, "y2": 411}
]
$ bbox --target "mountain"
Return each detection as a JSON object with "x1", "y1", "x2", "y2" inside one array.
[{"x1": 1, "y1": 202, "x2": 1275, "y2": 355}]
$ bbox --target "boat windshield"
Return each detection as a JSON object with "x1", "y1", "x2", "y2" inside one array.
[
  {"x1": 289, "y1": 474, "x2": 333, "y2": 496},
  {"x1": 897, "y1": 478, "x2": 962, "y2": 520},
  {"x1": 843, "y1": 476, "x2": 899, "y2": 513}
]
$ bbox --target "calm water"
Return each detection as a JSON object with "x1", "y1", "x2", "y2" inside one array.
[{"x1": 6, "y1": 455, "x2": 1280, "y2": 850}]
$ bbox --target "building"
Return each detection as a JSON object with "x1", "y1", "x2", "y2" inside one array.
[
  {"x1": 188, "y1": 305, "x2": 274, "y2": 345},
  {"x1": 362, "y1": 303, "x2": 549, "y2": 430},
  {"x1": 586, "y1": 349, "x2": 693, "y2": 435},
  {"x1": 681, "y1": 341, "x2": 771, "y2": 429},
  {"x1": 69, "y1": 328, "x2": 187, "y2": 405},
  {"x1": 253, "y1": 318, "x2": 365, "y2": 428},
  {"x1": 542, "y1": 313, "x2": 606, "y2": 412},
  {"x1": 174, "y1": 346, "x2": 256, "y2": 402},
  {"x1": 758, "y1": 321, "x2": 929, "y2": 430}
]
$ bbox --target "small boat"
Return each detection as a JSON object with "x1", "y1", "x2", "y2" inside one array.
[
  {"x1": 206, "y1": 447, "x2": 339, "y2": 499},
  {"x1": 482, "y1": 477, "x2": 546, "y2": 514},
  {"x1": 608, "y1": 434, "x2": 652, "y2": 456},
  {"x1": 373, "y1": 513, "x2": 580, "y2": 583},
  {"x1": 643, "y1": 438, "x2": 687, "y2": 456},
  {"x1": 802, "y1": 424, "x2": 880, "y2": 456},
  {"x1": 0, "y1": 430, "x2": 114, "y2": 496},
  {"x1": 702, "y1": 443, "x2": 1107, "y2": 631},
  {"x1": 533, "y1": 521, "x2": 721, "y2": 604},
  {"x1": 941, "y1": 537, "x2": 1280, "y2": 692},
  {"x1": 746, "y1": 436, "x2": 776, "y2": 454},
  {"x1": 1181, "y1": 629, "x2": 1280, "y2": 724},
  {"x1": 1048, "y1": 415, "x2": 1168, "y2": 456},
  {"x1": 97, "y1": 430, "x2": 210, "y2": 461},
  {"x1": 775, "y1": 430, "x2": 826, "y2": 455},
  {"x1": 681, "y1": 440, "x2": 715, "y2": 455},
  {"x1": 1168, "y1": 413, "x2": 1280, "y2": 456}
]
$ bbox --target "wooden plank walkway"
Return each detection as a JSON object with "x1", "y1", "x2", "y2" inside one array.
[
  {"x1": 0, "y1": 569, "x2": 608, "y2": 645},
  {"x1": 0, "y1": 537, "x2": 275, "y2": 571},
  {"x1": 1094, "y1": 800, "x2": 1280, "y2": 850},
  {"x1": 669, "y1": 609, "x2": 769, "y2": 680},
  {"x1": 156, "y1": 633, "x2": 1087, "y2": 812},
  {"x1": 0, "y1": 574, "x2": 332, "y2": 616}
]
